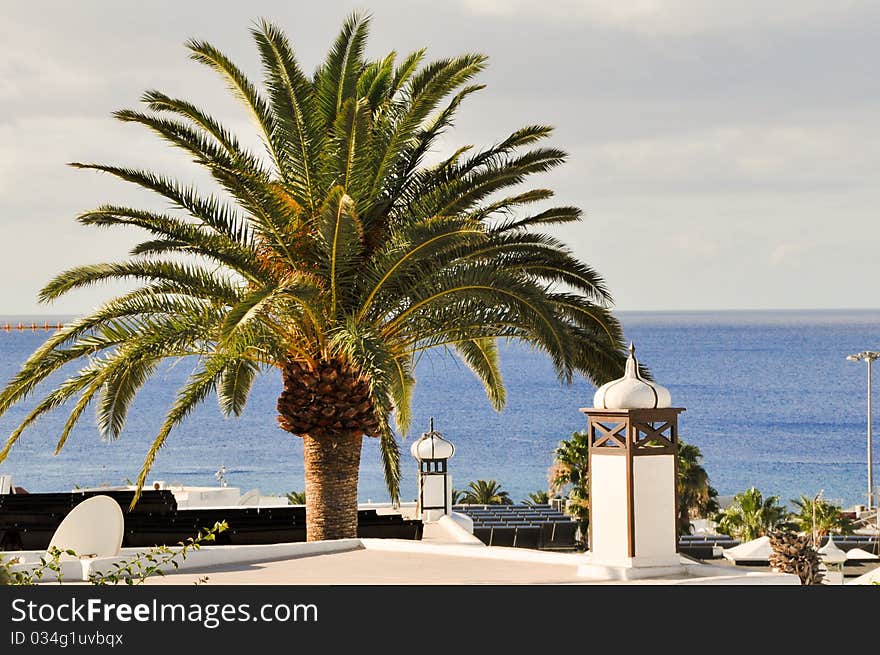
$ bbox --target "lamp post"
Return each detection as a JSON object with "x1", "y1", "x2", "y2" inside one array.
[
  {"x1": 846, "y1": 351, "x2": 880, "y2": 510},
  {"x1": 811, "y1": 489, "x2": 823, "y2": 548}
]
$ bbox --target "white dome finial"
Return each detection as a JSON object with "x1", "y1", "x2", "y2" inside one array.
[
  {"x1": 592, "y1": 342, "x2": 672, "y2": 409},
  {"x1": 410, "y1": 419, "x2": 455, "y2": 461},
  {"x1": 624, "y1": 342, "x2": 638, "y2": 377}
]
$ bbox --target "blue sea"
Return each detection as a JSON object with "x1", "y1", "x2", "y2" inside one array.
[{"x1": 0, "y1": 310, "x2": 877, "y2": 509}]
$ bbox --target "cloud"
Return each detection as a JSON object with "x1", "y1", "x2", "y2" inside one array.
[
  {"x1": 573, "y1": 123, "x2": 876, "y2": 195},
  {"x1": 0, "y1": 54, "x2": 105, "y2": 107},
  {"x1": 769, "y1": 241, "x2": 812, "y2": 267},
  {"x1": 456, "y1": 0, "x2": 879, "y2": 35},
  {"x1": 1, "y1": 1, "x2": 879, "y2": 312},
  {"x1": 662, "y1": 232, "x2": 719, "y2": 259}
]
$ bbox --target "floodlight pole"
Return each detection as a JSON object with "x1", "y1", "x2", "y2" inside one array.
[
  {"x1": 846, "y1": 351, "x2": 879, "y2": 510},
  {"x1": 869, "y1": 358, "x2": 873, "y2": 511}
]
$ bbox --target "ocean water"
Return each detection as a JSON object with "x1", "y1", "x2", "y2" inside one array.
[{"x1": 0, "y1": 309, "x2": 877, "y2": 509}]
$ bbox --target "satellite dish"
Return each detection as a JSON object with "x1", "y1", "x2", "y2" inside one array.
[{"x1": 48, "y1": 495, "x2": 124, "y2": 560}]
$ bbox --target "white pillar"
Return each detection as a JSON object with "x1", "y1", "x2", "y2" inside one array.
[
  {"x1": 578, "y1": 407, "x2": 686, "y2": 580},
  {"x1": 589, "y1": 453, "x2": 679, "y2": 568},
  {"x1": 417, "y1": 472, "x2": 453, "y2": 523}
]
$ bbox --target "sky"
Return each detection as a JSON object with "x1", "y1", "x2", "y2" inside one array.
[{"x1": 1, "y1": 0, "x2": 879, "y2": 314}]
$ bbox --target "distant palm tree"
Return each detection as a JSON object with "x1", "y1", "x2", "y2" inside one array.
[
  {"x1": 550, "y1": 431, "x2": 589, "y2": 540},
  {"x1": 523, "y1": 490, "x2": 549, "y2": 505},
  {"x1": 0, "y1": 14, "x2": 629, "y2": 541},
  {"x1": 789, "y1": 495, "x2": 855, "y2": 541},
  {"x1": 459, "y1": 480, "x2": 512, "y2": 505},
  {"x1": 714, "y1": 487, "x2": 790, "y2": 541},
  {"x1": 286, "y1": 490, "x2": 306, "y2": 505},
  {"x1": 676, "y1": 440, "x2": 718, "y2": 535},
  {"x1": 451, "y1": 488, "x2": 464, "y2": 505}
]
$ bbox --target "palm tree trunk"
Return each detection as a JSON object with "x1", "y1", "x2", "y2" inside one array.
[{"x1": 303, "y1": 432, "x2": 363, "y2": 541}]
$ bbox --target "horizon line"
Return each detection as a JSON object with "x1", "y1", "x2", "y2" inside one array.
[{"x1": 1, "y1": 306, "x2": 880, "y2": 319}]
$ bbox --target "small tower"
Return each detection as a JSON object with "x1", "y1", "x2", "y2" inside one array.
[
  {"x1": 410, "y1": 419, "x2": 455, "y2": 522},
  {"x1": 579, "y1": 343, "x2": 686, "y2": 579},
  {"x1": 818, "y1": 536, "x2": 847, "y2": 585}
]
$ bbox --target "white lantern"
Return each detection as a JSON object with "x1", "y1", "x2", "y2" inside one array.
[
  {"x1": 410, "y1": 418, "x2": 455, "y2": 522},
  {"x1": 818, "y1": 535, "x2": 847, "y2": 585}
]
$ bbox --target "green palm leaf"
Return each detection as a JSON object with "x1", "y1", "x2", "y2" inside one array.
[
  {"x1": 251, "y1": 19, "x2": 319, "y2": 206},
  {"x1": 452, "y1": 338, "x2": 505, "y2": 410}
]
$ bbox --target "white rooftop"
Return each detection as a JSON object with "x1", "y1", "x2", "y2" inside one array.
[
  {"x1": 4, "y1": 513, "x2": 797, "y2": 586},
  {"x1": 722, "y1": 536, "x2": 771, "y2": 562},
  {"x1": 845, "y1": 547, "x2": 878, "y2": 561}
]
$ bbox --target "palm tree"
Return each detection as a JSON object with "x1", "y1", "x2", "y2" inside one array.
[
  {"x1": 550, "y1": 431, "x2": 590, "y2": 539},
  {"x1": 0, "y1": 15, "x2": 627, "y2": 541},
  {"x1": 523, "y1": 490, "x2": 549, "y2": 505},
  {"x1": 768, "y1": 530, "x2": 823, "y2": 585},
  {"x1": 286, "y1": 490, "x2": 306, "y2": 505},
  {"x1": 676, "y1": 439, "x2": 718, "y2": 535},
  {"x1": 789, "y1": 495, "x2": 855, "y2": 540},
  {"x1": 459, "y1": 480, "x2": 512, "y2": 505},
  {"x1": 714, "y1": 487, "x2": 790, "y2": 542}
]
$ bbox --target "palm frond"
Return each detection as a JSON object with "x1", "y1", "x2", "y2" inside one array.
[
  {"x1": 492, "y1": 205, "x2": 582, "y2": 231},
  {"x1": 327, "y1": 97, "x2": 373, "y2": 200},
  {"x1": 359, "y1": 51, "x2": 395, "y2": 111},
  {"x1": 186, "y1": 37, "x2": 281, "y2": 174},
  {"x1": 315, "y1": 187, "x2": 363, "y2": 317},
  {"x1": 251, "y1": 20, "x2": 319, "y2": 206},
  {"x1": 389, "y1": 48, "x2": 425, "y2": 98},
  {"x1": 470, "y1": 189, "x2": 556, "y2": 222},
  {"x1": 68, "y1": 163, "x2": 250, "y2": 243},
  {"x1": 39, "y1": 260, "x2": 244, "y2": 304},
  {"x1": 0, "y1": 367, "x2": 102, "y2": 463},
  {"x1": 315, "y1": 12, "x2": 370, "y2": 129},
  {"x1": 77, "y1": 205, "x2": 263, "y2": 282},
  {"x1": 452, "y1": 337, "x2": 506, "y2": 410},
  {"x1": 378, "y1": 419, "x2": 401, "y2": 504},
  {"x1": 370, "y1": 55, "x2": 487, "y2": 210},
  {"x1": 387, "y1": 355, "x2": 415, "y2": 436},
  {"x1": 356, "y1": 216, "x2": 486, "y2": 321},
  {"x1": 217, "y1": 358, "x2": 260, "y2": 417},
  {"x1": 132, "y1": 355, "x2": 231, "y2": 507},
  {"x1": 141, "y1": 90, "x2": 254, "y2": 161}
]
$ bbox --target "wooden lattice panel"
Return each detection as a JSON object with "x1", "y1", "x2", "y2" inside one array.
[{"x1": 590, "y1": 420, "x2": 627, "y2": 451}]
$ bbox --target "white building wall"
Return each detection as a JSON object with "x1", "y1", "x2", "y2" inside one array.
[
  {"x1": 590, "y1": 454, "x2": 628, "y2": 562},
  {"x1": 633, "y1": 455, "x2": 677, "y2": 560}
]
